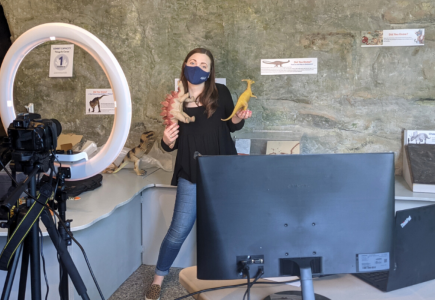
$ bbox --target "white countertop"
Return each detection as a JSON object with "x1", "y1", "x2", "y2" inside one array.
[
  {"x1": 395, "y1": 175, "x2": 435, "y2": 202},
  {"x1": 0, "y1": 168, "x2": 174, "y2": 236},
  {"x1": 1, "y1": 173, "x2": 433, "y2": 237}
]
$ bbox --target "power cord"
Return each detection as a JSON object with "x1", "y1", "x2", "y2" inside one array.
[
  {"x1": 242, "y1": 263, "x2": 251, "y2": 300},
  {"x1": 243, "y1": 267, "x2": 264, "y2": 300},
  {"x1": 0, "y1": 157, "x2": 106, "y2": 300},
  {"x1": 173, "y1": 278, "x2": 301, "y2": 300}
]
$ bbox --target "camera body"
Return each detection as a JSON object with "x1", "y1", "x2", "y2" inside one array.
[{"x1": 8, "y1": 113, "x2": 61, "y2": 153}]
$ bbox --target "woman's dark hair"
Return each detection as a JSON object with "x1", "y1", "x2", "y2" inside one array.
[{"x1": 180, "y1": 48, "x2": 218, "y2": 118}]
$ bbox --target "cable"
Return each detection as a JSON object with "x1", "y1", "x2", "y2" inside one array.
[
  {"x1": 173, "y1": 279, "x2": 301, "y2": 300},
  {"x1": 38, "y1": 225, "x2": 50, "y2": 300},
  {"x1": 244, "y1": 268, "x2": 264, "y2": 300},
  {"x1": 0, "y1": 156, "x2": 106, "y2": 300},
  {"x1": 245, "y1": 267, "x2": 251, "y2": 300}
]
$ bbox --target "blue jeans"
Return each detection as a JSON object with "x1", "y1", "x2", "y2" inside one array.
[{"x1": 155, "y1": 177, "x2": 196, "y2": 276}]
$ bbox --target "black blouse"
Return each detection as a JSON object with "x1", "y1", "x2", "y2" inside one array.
[{"x1": 161, "y1": 83, "x2": 244, "y2": 186}]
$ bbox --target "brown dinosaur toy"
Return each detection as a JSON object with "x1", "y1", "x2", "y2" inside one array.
[
  {"x1": 103, "y1": 131, "x2": 156, "y2": 175},
  {"x1": 160, "y1": 81, "x2": 195, "y2": 148}
]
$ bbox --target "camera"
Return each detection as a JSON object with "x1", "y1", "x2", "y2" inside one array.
[
  {"x1": 8, "y1": 113, "x2": 62, "y2": 153},
  {"x1": 5, "y1": 113, "x2": 62, "y2": 172}
]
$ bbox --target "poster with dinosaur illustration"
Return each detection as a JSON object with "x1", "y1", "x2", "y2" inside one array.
[
  {"x1": 404, "y1": 130, "x2": 435, "y2": 145},
  {"x1": 361, "y1": 29, "x2": 424, "y2": 47},
  {"x1": 86, "y1": 89, "x2": 115, "y2": 115},
  {"x1": 261, "y1": 58, "x2": 317, "y2": 75}
]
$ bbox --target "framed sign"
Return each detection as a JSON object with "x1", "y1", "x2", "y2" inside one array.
[{"x1": 49, "y1": 44, "x2": 74, "y2": 77}]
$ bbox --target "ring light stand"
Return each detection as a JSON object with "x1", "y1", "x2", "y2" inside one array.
[{"x1": 0, "y1": 23, "x2": 132, "y2": 300}]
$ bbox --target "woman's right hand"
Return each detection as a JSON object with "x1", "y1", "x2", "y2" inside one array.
[{"x1": 163, "y1": 123, "x2": 179, "y2": 146}]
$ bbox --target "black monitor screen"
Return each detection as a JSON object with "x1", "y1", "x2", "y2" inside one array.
[{"x1": 196, "y1": 153, "x2": 394, "y2": 280}]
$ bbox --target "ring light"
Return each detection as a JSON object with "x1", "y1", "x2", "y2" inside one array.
[{"x1": 0, "y1": 23, "x2": 132, "y2": 180}]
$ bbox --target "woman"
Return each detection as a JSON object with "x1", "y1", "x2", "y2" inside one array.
[{"x1": 145, "y1": 48, "x2": 252, "y2": 300}]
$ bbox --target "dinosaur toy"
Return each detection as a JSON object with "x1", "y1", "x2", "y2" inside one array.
[
  {"x1": 222, "y1": 79, "x2": 256, "y2": 122},
  {"x1": 103, "y1": 131, "x2": 156, "y2": 175},
  {"x1": 262, "y1": 60, "x2": 290, "y2": 67},
  {"x1": 160, "y1": 80, "x2": 196, "y2": 148},
  {"x1": 88, "y1": 95, "x2": 107, "y2": 113}
]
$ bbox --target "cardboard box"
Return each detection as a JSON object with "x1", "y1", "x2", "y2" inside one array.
[{"x1": 56, "y1": 133, "x2": 83, "y2": 151}]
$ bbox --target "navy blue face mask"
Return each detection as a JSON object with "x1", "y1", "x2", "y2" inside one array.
[{"x1": 184, "y1": 65, "x2": 210, "y2": 85}]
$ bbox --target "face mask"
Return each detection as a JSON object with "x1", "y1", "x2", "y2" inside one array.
[{"x1": 184, "y1": 65, "x2": 210, "y2": 85}]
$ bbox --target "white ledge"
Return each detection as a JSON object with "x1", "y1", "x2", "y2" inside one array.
[{"x1": 0, "y1": 168, "x2": 174, "y2": 236}]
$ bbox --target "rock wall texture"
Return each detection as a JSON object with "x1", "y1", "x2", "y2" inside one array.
[{"x1": 1, "y1": 0, "x2": 435, "y2": 173}]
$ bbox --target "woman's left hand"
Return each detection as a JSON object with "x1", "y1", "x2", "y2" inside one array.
[
  {"x1": 231, "y1": 109, "x2": 252, "y2": 124},
  {"x1": 235, "y1": 109, "x2": 252, "y2": 120}
]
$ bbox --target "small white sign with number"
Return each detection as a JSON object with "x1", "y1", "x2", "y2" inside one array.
[{"x1": 49, "y1": 44, "x2": 74, "y2": 77}]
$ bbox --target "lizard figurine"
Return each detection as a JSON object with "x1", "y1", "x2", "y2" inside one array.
[
  {"x1": 222, "y1": 79, "x2": 256, "y2": 122},
  {"x1": 103, "y1": 131, "x2": 156, "y2": 175},
  {"x1": 160, "y1": 80, "x2": 196, "y2": 148}
]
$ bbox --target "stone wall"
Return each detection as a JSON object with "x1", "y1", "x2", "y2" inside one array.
[{"x1": 1, "y1": 0, "x2": 435, "y2": 173}]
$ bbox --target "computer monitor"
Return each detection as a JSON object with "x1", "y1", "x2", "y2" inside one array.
[{"x1": 196, "y1": 153, "x2": 395, "y2": 300}]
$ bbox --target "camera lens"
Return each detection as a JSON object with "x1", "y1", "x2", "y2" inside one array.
[{"x1": 51, "y1": 119, "x2": 62, "y2": 137}]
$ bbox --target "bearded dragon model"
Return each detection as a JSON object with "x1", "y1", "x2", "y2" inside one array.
[
  {"x1": 160, "y1": 81, "x2": 196, "y2": 148},
  {"x1": 222, "y1": 79, "x2": 256, "y2": 122},
  {"x1": 103, "y1": 131, "x2": 156, "y2": 175}
]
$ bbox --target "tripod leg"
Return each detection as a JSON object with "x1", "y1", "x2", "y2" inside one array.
[
  {"x1": 29, "y1": 176, "x2": 42, "y2": 300},
  {"x1": 17, "y1": 236, "x2": 30, "y2": 300},
  {"x1": 58, "y1": 201, "x2": 69, "y2": 299},
  {"x1": 40, "y1": 210, "x2": 90, "y2": 300},
  {"x1": 1, "y1": 244, "x2": 23, "y2": 300},
  {"x1": 59, "y1": 261, "x2": 69, "y2": 299}
]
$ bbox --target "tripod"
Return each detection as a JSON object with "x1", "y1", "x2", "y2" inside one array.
[{"x1": 0, "y1": 162, "x2": 90, "y2": 300}]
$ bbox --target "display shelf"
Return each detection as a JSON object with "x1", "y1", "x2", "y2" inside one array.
[{"x1": 395, "y1": 175, "x2": 435, "y2": 202}]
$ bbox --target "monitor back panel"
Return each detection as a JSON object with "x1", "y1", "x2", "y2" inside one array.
[{"x1": 196, "y1": 153, "x2": 395, "y2": 279}]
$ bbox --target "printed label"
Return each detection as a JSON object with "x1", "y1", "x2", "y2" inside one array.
[
  {"x1": 357, "y1": 252, "x2": 390, "y2": 272},
  {"x1": 261, "y1": 58, "x2": 317, "y2": 75},
  {"x1": 405, "y1": 130, "x2": 435, "y2": 145},
  {"x1": 361, "y1": 29, "x2": 424, "y2": 47}
]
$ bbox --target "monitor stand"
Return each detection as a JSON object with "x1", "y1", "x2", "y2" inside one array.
[{"x1": 264, "y1": 258, "x2": 331, "y2": 300}]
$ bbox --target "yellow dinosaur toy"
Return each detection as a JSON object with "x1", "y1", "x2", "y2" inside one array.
[{"x1": 221, "y1": 79, "x2": 256, "y2": 121}]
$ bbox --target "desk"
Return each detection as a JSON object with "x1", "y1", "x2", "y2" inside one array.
[{"x1": 179, "y1": 266, "x2": 435, "y2": 300}]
